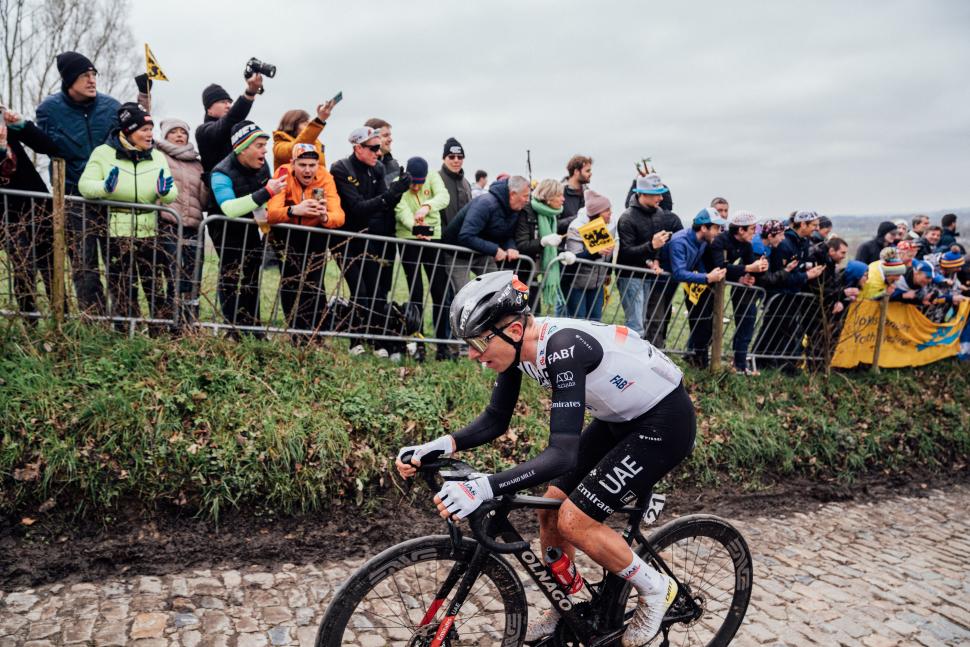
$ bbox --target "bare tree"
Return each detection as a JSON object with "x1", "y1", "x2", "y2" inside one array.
[{"x1": 0, "y1": 0, "x2": 137, "y2": 115}]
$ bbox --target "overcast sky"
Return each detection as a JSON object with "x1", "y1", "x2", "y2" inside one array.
[{"x1": 130, "y1": 0, "x2": 969, "y2": 220}]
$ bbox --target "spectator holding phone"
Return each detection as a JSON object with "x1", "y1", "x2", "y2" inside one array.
[
  {"x1": 265, "y1": 143, "x2": 344, "y2": 342},
  {"x1": 78, "y1": 103, "x2": 178, "y2": 331},
  {"x1": 394, "y1": 156, "x2": 452, "y2": 358},
  {"x1": 616, "y1": 173, "x2": 683, "y2": 343},
  {"x1": 272, "y1": 97, "x2": 337, "y2": 170}
]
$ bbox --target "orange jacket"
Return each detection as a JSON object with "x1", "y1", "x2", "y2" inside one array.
[
  {"x1": 267, "y1": 164, "x2": 345, "y2": 229},
  {"x1": 272, "y1": 118, "x2": 326, "y2": 170}
]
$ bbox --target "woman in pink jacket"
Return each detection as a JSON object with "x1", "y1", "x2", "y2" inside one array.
[{"x1": 156, "y1": 118, "x2": 208, "y2": 325}]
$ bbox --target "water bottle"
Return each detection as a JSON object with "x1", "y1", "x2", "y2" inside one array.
[{"x1": 545, "y1": 547, "x2": 583, "y2": 594}]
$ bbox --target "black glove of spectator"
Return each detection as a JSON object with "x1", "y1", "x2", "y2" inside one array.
[
  {"x1": 135, "y1": 74, "x2": 153, "y2": 94},
  {"x1": 388, "y1": 172, "x2": 411, "y2": 196}
]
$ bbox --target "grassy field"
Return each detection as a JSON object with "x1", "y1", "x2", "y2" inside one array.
[{"x1": 1, "y1": 320, "x2": 967, "y2": 522}]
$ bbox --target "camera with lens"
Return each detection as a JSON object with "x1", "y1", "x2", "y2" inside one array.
[{"x1": 245, "y1": 57, "x2": 276, "y2": 82}]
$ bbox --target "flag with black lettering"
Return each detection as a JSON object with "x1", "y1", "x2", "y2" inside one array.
[{"x1": 144, "y1": 44, "x2": 169, "y2": 81}]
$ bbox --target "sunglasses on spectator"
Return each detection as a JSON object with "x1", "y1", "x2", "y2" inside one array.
[
  {"x1": 464, "y1": 320, "x2": 515, "y2": 353},
  {"x1": 446, "y1": 154, "x2": 464, "y2": 160},
  {"x1": 360, "y1": 143, "x2": 381, "y2": 152}
]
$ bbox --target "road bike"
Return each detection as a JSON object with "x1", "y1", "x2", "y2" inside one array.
[{"x1": 317, "y1": 458, "x2": 752, "y2": 646}]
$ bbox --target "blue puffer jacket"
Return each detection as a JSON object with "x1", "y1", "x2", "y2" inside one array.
[
  {"x1": 457, "y1": 179, "x2": 521, "y2": 256},
  {"x1": 660, "y1": 228, "x2": 708, "y2": 284},
  {"x1": 768, "y1": 228, "x2": 811, "y2": 292},
  {"x1": 36, "y1": 91, "x2": 120, "y2": 194}
]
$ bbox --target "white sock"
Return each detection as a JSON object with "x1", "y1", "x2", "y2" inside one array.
[{"x1": 618, "y1": 553, "x2": 665, "y2": 596}]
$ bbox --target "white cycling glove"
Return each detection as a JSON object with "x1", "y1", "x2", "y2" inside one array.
[
  {"x1": 397, "y1": 435, "x2": 454, "y2": 466},
  {"x1": 436, "y1": 475, "x2": 494, "y2": 519},
  {"x1": 557, "y1": 251, "x2": 578, "y2": 265},
  {"x1": 540, "y1": 233, "x2": 563, "y2": 248}
]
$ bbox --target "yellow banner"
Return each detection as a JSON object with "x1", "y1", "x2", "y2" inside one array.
[
  {"x1": 144, "y1": 44, "x2": 169, "y2": 81},
  {"x1": 831, "y1": 299, "x2": 970, "y2": 368},
  {"x1": 577, "y1": 217, "x2": 614, "y2": 254},
  {"x1": 682, "y1": 282, "x2": 708, "y2": 305}
]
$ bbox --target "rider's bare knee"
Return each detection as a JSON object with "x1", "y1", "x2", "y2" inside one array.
[{"x1": 557, "y1": 501, "x2": 596, "y2": 544}]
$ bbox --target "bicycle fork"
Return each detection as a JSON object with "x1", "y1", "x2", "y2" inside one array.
[{"x1": 420, "y1": 543, "x2": 489, "y2": 647}]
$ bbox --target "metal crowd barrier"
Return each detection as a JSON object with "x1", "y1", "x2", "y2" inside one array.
[
  {"x1": 1, "y1": 188, "x2": 184, "y2": 334},
  {"x1": 540, "y1": 254, "x2": 827, "y2": 368},
  {"x1": 192, "y1": 215, "x2": 536, "y2": 348}
]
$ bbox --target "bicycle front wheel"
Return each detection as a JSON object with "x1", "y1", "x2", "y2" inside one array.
[
  {"x1": 316, "y1": 535, "x2": 528, "y2": 647},
  {"x1": 614, "y1": 514, "x2": 753, "y2": 647}
]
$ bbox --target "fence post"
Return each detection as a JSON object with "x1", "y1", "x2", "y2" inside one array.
[
  {"x1": 709, "y1": 281, "x2": 725, "y2": 372},
  {"x1": 50, "y1": 159, "x2": 67, "y2": 327},
  {"x1": 871, "y1": 294, "x2": 889, "y2": 373}
]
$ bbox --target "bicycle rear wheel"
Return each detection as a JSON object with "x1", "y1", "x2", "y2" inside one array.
[
  {"x1": 613, "y1": 514, "x2": 753, "y2": 647},
  {"x1": 316, "y1": 535, "x2": 528, "y2": 647}
]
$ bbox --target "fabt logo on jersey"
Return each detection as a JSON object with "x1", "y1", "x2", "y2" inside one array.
[
  {"x1": 547, "y1": 345, "x2": 575, "y2": 363},
  {"x1": 609, "y1": 374, "x2": 635, "y2": 391}
]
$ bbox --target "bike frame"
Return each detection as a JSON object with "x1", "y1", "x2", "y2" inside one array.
[{"x1": 417, "y1": 493, "x2": 701, "y2": 647}]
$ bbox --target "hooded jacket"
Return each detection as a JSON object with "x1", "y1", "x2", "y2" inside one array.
[
  {"x1": 660, "y1": 228, "x2": 709, "y2": 284},
  {"x1": 78, "y1": 131, "x2": 178, "y2": 237},
  {"x1": 454, "y1": 179, "x2": 521, "y2": 256},
  {"x1": 36, "y1": 91, "x2": 121, "y2": 194},
  {"x1": 765, "y1": 228, "x2": 812, "y2": 293},
  {"x1": 272, "y1": 118, "x2": 327, "y2": 170},
  {"x1": 266, "y1": 163, "x2": 344, "y2": 229},
  {"x1": 395, "y1": 171, "x2": 450, "y2": 239},
  {"x1": 855, "y1": 221, "x2": 897, "y2": 265}
]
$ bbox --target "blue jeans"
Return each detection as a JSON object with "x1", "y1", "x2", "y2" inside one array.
[
  {"x1": 564, "y1": 287, "x2": 604, "y2": 320},
  {"x1": 617, "y1": 276, "x2": 646, "y2": 335}
]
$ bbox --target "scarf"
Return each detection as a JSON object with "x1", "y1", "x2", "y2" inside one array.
[
  {"x1": 532, "y1": 196, "x2": 564, "y2": 312},
  {"x1": 156, "y1": 138, "x2": 201, "y2": 162}
]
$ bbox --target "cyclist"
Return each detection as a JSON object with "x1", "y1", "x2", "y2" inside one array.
[{"x1": 395, "y1": 270, "x2": 697, "y2": 646}]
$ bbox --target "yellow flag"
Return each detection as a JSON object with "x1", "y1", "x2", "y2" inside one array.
[
  {"x1": 577, "y1": 217, "x2": 614, "y2": 254},
  {"x1": 682, "y1": 282, "x2": 708, "y2": 305},
  {"x1": 144, "y1": 44, "x2": 169, "y2": 81}
]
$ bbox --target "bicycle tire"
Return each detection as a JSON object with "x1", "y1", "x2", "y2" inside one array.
[
  {"x1": 606, "y1": 514, "x2": 753, "y2": 647},
  {"x1": 316, "y1": 535, "x2": 529, "y2": 647}
]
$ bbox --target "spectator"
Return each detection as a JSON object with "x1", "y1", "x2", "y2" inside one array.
[
  {"x1": 331, "y1": 126, "x2": 410, "y2": 357},
  {"x1": 36, "y1": 51, "x2": 132, "y2": 314},
  {"x1": 659, "y1": 208, "x2": 728, "y2": 368},
  {"x1": 751, "y1": 210, "x2": 824, "y2": 373},
  {"x1": 472, "y1": 169, "x2": 488, "y2": 198},
  {"x1": 806, "y1": 236, "x2": 850, "y2": 368},
  {"x1": 207, "y1": 121, "x2": 285, "y2": 334},
  {"x1": 616, "y1": 173, "x2": 683, "y2": 343},
  {"x1": 917, "y1": 225, "x2": 943, "y2": 262},
  {"x1": 78, "y1": 103, "x2": 178, "y2": 331},
  {"x1": 266, "y1": 143, "x2": 344, "y2": 343},
  {"x1": 710, "y1": 197, "x2": 729, "y2": 220},
  {"x1": 514, "y1": 178, "x2": 565, "y2": 310},
  {"x1": 707, "y1": 210, "x2": 769, "y2": 374},
  {"x1": 438, "y1": 137, "x2": 472, "y2": 229},
  {"x1": 444, "y1": 176, "x2": 528, "y2": 291},
  {"x1": 890, "y1": 259, "x2": 941, "y2": 306},
  {"x1": 855, "y1": 221, "x2": 898, "y2": 265},
  {"x1": 910, "y1": 214, "x2": 929, "y2": 241},
  {"x1": 155, "y1": 118, "x2": 207, "y2": 325},
  {"x1": 893, "y1": 218, "x2": 909, "y2": 241},
  {"x1": 0, "y1": 108, "x2": 60, "y2": 319},
  {"x1": 271, "y1": 99, "x2": 336, "y2": 171},
  {"x1": 363, "y1": 118, "x2": 399, "y2": 183},
  {"x1": 394, "y1": 156, "x2": 452, "y2": 360},
  {"x1": 939, "y1": 213, "x2": 963, "y2": 253},
  {"x1": 860, "y1": 250, "x2": 906, "y2": 299},
  {"x1": 562, "y1": 155, "x2": 592, "y2": 225},
  {"x1": 755, "y1": 220, "x2": 800, "y2": 289},
  {"x1": 811, "y1": 215, "x2": 833, "y2": 244},
  {"x1": 561, "y1": 190, "x2": 615, "y2": 319},
  {"x1": 624, "y1": 165, "x2": 674, "y2": 212},
  {"x1": 195, "y1": 74, "x2": 264, "y2": 174},
  {"x1": 895, "y1": 239, "x2": 918, "y2": 267}
]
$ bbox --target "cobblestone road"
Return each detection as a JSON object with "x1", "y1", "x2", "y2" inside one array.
[{"x1": 2, "y1": 486, "x2": 969, "y2": 646}]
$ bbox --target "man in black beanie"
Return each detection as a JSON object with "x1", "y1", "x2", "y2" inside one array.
[
  {"x1": 195, "y1": 71, "x2": 265, "y2": 175},
  {"x1": 437, "y1": 137, "x2": 472, "y2": 230},
  {"x1": 36, "y1": 51, "x2": 127, "y2": 314}
]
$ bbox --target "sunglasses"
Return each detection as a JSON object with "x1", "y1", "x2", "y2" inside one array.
[
  {"x1": 464, "y1": 319, "x2": 515, "y2": 353},
  {"x1": 446, "y1": 154, "x2": 464, "y2": 161},
  {"x1": 362, "y1": 143, "x2": 381, "y2": 152}
]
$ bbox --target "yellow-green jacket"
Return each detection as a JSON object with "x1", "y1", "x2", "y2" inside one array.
[
  {"x1": 79, "y1": 135, "x2": 178, "y2": 238},
  {"x1": 394, "y1": 171, "x2": 450, "y2": 239}
]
